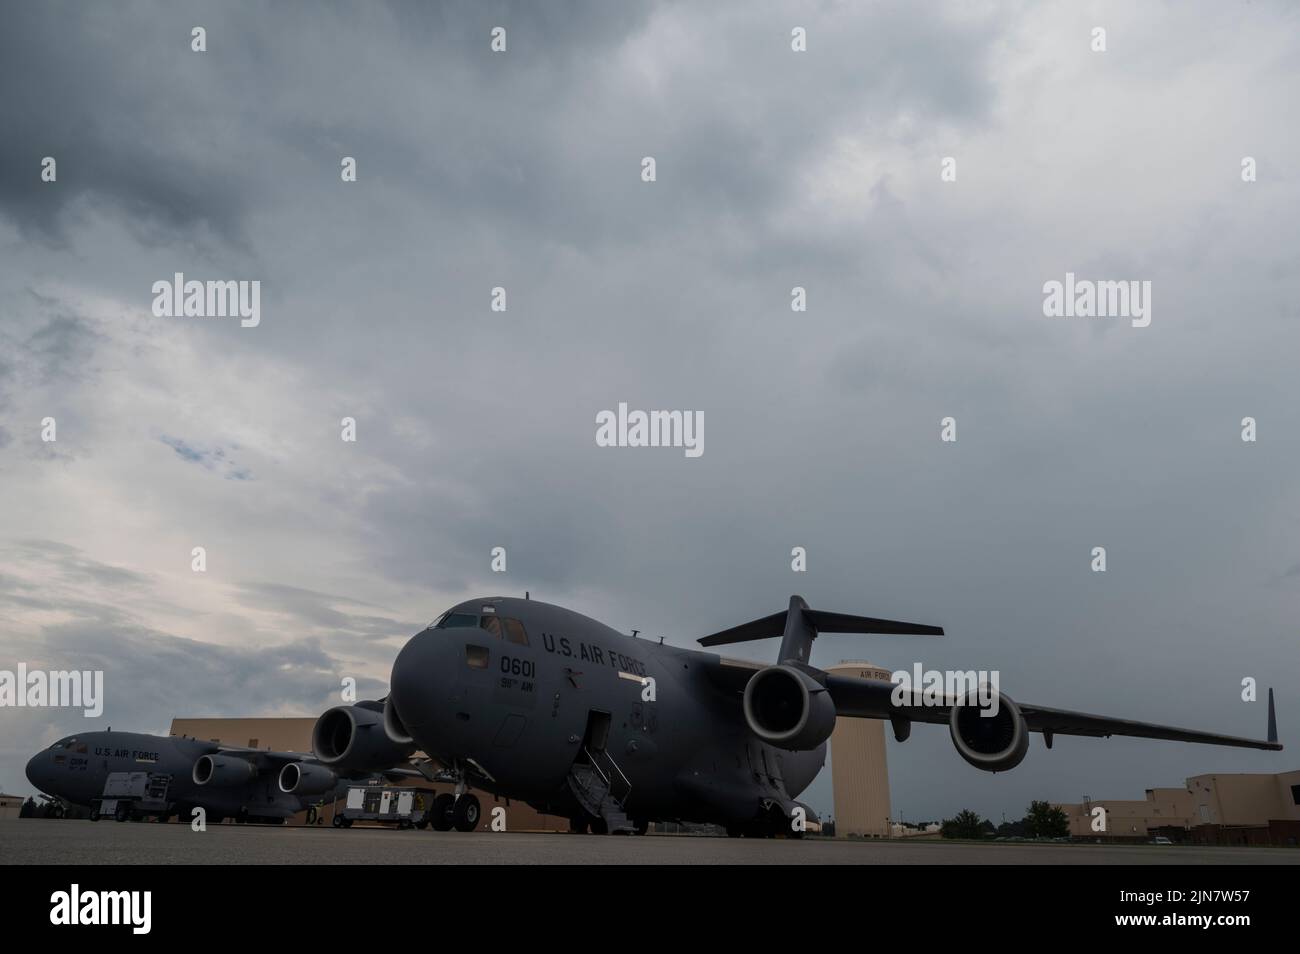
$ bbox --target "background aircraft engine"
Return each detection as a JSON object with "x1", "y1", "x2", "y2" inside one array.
[
  {"x1": 948, "y1": 690, "x2": 1030, "y2": 772},
  {"x1": 312, "y1": 703, "x2": 415, "y2": 773},
  {"x1": 742, "y1": 664, "x2": 837, "y2": 750},
  {"x1": 192, "y1": 753, "x2": 257, "y2": 786},
  {"x1": 278, "y1": 762, "x2": 337, "y2": 796}
]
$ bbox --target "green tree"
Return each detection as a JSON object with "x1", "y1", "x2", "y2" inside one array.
[
  {"x1": 1024, "y1": 800, "x2": 1069, "y2": 838},
  {"x1": 941, "y1": 808, "x2": 985, "y2": 839}
]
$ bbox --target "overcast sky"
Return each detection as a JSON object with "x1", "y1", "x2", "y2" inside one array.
[{"x1": 1, "y1": 1, "x2": 1297, "y2": 824}]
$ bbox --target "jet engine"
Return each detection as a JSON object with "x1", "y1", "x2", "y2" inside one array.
[
  {"x1": 312, "y1": 702, "x2": 415, "y2": 773},
  {"x1": 948, "y1": 690, "x2": 1029, "y2": 772},
  {"x1": 742, "y1": 664, "x2": 837, "y2": 750},
  {"x1": 192, "y1": 753, "x2": 257, "y2": 786},
  {"x1": 278, "y1": 761, "x2": 338, "y2": 796}
]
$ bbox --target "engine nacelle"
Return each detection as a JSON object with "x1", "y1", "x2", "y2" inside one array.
[
  {"x1": 192, "y1": 753, "x2": 257, "y2": 787},
  {"x1": 278, "y1": 762, "x2": 338, "y2": 796},
  {"x1": 948, "y1": 690, "x2": 1029, "y2": 772},
  {"x1": 312, "y1": 703, "x2": 415, "y2": 773},
  {"x1": 383, "y1": 695, "x2": 413, "y2": 746},
  {"x1": 743, "y1": 665, "x2": 837, "y2": 751}
]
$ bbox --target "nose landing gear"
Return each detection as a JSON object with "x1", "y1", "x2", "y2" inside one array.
[
  {"x1": 425, "y1": 763, "x2": 482, "y2": 832},
  {"x1": 451, "y1": 793, "x2": 480, "y2": 832}
]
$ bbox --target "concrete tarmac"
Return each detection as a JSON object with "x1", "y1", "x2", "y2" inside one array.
[{"x1": 3, "y1": 819, "x2": 1298, "y2": 864}]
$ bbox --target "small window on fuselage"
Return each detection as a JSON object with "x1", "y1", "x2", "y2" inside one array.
[
  {"x1": 502, "y1": 618, "x2": 529, "y2": 646},
  {"x1": 479, "y1": 616, "x2": 502, "y2": 638},
  {"x1": 466, "y1": 645, "x2": 490, "y2": 669},
  {"x1": 438, "y1": 613, "x2": 478, "y2": 629}
]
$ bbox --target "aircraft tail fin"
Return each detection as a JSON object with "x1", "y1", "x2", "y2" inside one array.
[
  {"x1": 697, "y1": 594, "x2": 943, "y2": 663},
  {"x1": 1268, "y1": 687, "x2": 1278, "y2": 745}
]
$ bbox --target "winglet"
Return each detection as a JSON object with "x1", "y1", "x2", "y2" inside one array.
[{"x1": 1268, "y1": 688, "x2": 1278, "y2": 745}]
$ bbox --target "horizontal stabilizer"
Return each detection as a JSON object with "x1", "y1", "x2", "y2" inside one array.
[{"x1": 698, "y1": 595, "x2": 942, "y2": 663}]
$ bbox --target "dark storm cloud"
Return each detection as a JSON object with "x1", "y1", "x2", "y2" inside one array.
[
  {"x1": 0, "y1": 3, "x2": 258, "y2": 246},
  {"x1": 0, "y1": 0, "x2": 656, "y2": 249}
]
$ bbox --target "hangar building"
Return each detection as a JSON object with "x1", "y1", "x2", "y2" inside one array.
[{"x1": 1056, "y1": 770, "x2": 1300, "y2": 845}]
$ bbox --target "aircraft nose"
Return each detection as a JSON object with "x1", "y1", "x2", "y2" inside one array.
[
  {"x1": 389, "y1": 628, "x2": 447, "y2": 735},
  {"x1": 25, "y1": 752, "x2": 49, "y2": 792}
]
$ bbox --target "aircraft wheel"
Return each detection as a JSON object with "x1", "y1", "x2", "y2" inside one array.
[
  {"x1": 633, "y1": 819, "x2": 649, "y2": 836},
  {"x1": 114, "y1": 803, "x2": 131, "y2": 823},
  {"x1": 590, "y1": 818, "x2": 609, "y2": 835},
  {"x1": 332, "y1": 813, "x2": 344, "y2": 828},
  {"x1": 342, "y1": 817, "x2": 354, "y2": 828},
  {"x1": 88, "y1": 808, "x2": 101, "y2": 822},
  {"x1": 452, "y1": 794, "x2": 480, "y2": 832},
  {"x1": 569, "y1": 816, "x2": 589, "y2": 834},
  {"x1": 431, "y1": 794, "x2": 455, "y2": 831},
  {"x1": 415, "y1": 818, "x2": 428, "y2": 830}
]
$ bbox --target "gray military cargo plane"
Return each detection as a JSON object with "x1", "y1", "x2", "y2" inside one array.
[
  {"x1": 25, "y1": 726, "x2": 410, "y2": 824},
  {"x1": 316, "y1": 594, "x2": 1280, "y2": 837}
]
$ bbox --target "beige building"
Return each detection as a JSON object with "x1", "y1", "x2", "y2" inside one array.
[
  {"x1": 1186, "y1": 770, "x2": 1300, "y2": 826},
  {"x1": 827, "y1": 661, "x2": 892, "y2": 837},
  {"x1": 169, "y1": 716, "x2": 569, "y2": 831},
  {"x1": 1057, "y1": 770, "x2": 1300, "y2": 844},
  {"x1": 1059, "y1": 787, "x2": 1196, "y2": 839},
  {"x1": 0, "y1": 793, "x2": 26, "y2": 819}
]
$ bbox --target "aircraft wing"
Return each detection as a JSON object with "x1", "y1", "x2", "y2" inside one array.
[
  {"x1": 823, "y1": 672, "x2": 1282, "y2": 751},
  {"x1": 202, "y1": 745, "x2": 429, "y2": 779},
  {"x1": 1012, "y1": 701, "x2": 1281, "y2": 750},
  {"x1": 199, "y1": 746, "x2": 330, "y2": 769},
  {"x1": 699, "y1": 655, "x2": 767, "y2": 696}
]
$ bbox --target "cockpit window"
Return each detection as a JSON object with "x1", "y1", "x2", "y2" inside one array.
[
  {"x1": 437, "y1": 613, "x2": 478, "y2": 629},
  {"x1": 479, "y1": 616, "x2": 502, "y2": 638},
  {"x1": 503, "y1": 618, "x2": 529, "y2": 646}
]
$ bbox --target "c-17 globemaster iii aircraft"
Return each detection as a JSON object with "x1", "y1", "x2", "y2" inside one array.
[
  {"x1": 25, "y1": 727, "x2": 413, "y2": 824},
  {"x1": 312, "y1": 594, "x2": 1282, "y2": 837}
]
